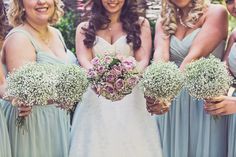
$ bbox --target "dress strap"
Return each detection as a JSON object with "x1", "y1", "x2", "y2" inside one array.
[
  {"x1": 5, "y1": 29, "x2": 41, "y2": 53},
  {"x1": 56, "y1": 29, "x2": 68, "y2": 52}
]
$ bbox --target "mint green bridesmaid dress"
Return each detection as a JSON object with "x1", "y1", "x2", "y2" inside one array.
[{"x1": 1, "y1": 29, "x2": 71, "y2": 157}]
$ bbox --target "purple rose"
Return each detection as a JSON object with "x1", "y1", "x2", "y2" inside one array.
[
  {"x1": 87, "y1": 69, "x2": 97, "y2": 78},
  {"x1": 104, "y1": 83, "x2": 114, "y2": 94},
  {"x1": 104, "y1": 55, "x2": 113, "y2": 64},
  {"x1": 96, "y1": 65, "x2": 105, "y2": 75},
  {"x1": 114, "y1": 79, "x2": 124, "y2": 91},
  {"x1": 106, "y1": 74, "x2": 116, "y2": 83},
  {"x1": 126, "y1": 76, "x2": 139, "y2": 87},
  {"x1": 91, "y1": 57, "x2": 100, "y2": 65}
]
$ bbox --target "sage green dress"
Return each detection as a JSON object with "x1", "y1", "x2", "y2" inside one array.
[
  {"x1": 227, "y1": 43, "x2": 236, "y2": 157},
  {"x1": 156, "y1": 28, "x2": 228, "y2": 157},
  {"x1": 0, "y1": 104, "x2": 11, "y2": 157},
  {"x1": 1, "y1": 29, "x2": 70, "y2": 157}
]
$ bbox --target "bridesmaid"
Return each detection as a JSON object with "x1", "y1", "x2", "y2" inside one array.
[
  {"x1": 0, "y1": 0, "x2": 11, "y2": 156},
  {"x1": 146, "y1": 0, "x2": 228, "y2": 157},
  {"x1": 1, "y1": 0, "x2": 71, "y2": 157},
  {"x1": 205, "y1": 0, "x2": 236, "y2": 156}
]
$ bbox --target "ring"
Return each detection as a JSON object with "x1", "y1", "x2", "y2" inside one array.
[{"x1": 160, "y1": 109, "x2": 163, "y2": 113}]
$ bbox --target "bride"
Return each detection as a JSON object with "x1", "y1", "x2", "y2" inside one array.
[{"x1": 69, "y1": 0, "x2": 163, "y2": 156}]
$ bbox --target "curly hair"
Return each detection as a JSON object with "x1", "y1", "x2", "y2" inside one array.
[
  {"x1": 161, "y1": 0, "x2": 206, "y2": 35},
  {"x1": 0, "y1": 0, "x2": 9, "y2": 41},
  {"x1": 7, "y1": 0, "x2": 64, "y2": 27},
  {"x1": 82, "y1": 0, "x2": 143, "y2": 51}
]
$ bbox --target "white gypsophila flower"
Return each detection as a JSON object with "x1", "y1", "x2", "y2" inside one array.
[
  {"x1": 6, "y1": 63, "x2": 57, "y2": 106},
  {"x1": 55, "y1": 64, "x2": 89, "y2": 108},
  {"x1": 185, "y1": 55, "x2": 233, "y2": 99},
  {"x1": 140, "y1": 61, "x2": 184, "y2": 102}
]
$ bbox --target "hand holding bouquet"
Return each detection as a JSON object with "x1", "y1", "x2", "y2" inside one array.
[
  {"x1": 140, "y1": 61, "x2": 184, "y2": 109},
  {"x1": 184, "y1": 55, "x2": 233, "y2": 118},
  {"x1": 5, "y1": 63, "x2": 57, "y2": 128},
  {"x1": 88, "y1": 54, "x2": 140, "y2": 101}
]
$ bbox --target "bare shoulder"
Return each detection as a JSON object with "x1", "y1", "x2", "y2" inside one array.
[
  {"x1": 138, "y1": 17, "x2": 150, "y2": 28},
  {"x1": 206, "y1": 4, "x2": 227, "y2": 18},
  {"x1": 76, "y1": 21, "x2": 89, "y2": 34},
  {"x1": 4, "y1": 30, "x2": 34, "y2": 52},
  {"x1": 230, "y1": 29, "x2": 236, "y2": 41}
]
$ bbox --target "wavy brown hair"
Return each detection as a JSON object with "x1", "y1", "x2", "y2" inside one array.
[
  {"x1": 161, "y1": 0, "x2": 206, "y2": 35},
  {"x1": 0, "y1": 0, "x2": 9, "y2": 41},
  {"x1": 82, "y1": 0, "x2": 143, "y2": 51},
  {"x1": 7, "y1": 0, "x2": 64, "y2": 27}
]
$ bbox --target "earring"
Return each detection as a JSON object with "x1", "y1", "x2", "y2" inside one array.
[{"x1": 22, "y1": 8, "x2": 25, "y2": 11}]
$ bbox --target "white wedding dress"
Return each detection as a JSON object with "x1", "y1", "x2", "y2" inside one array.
[{"x1": 69, "y1": 35, "x2": 163, "y2": 157}]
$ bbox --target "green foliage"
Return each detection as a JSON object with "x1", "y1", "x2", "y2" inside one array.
[{"x1": 55, "y1": 11, "x2": 77, "y2": 53}]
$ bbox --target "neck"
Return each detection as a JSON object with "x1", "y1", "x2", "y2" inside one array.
[
  {"x1": 109, "y1": 12, "x2": 121, "y2": 25},
  {"x1": 25, "y1": 19, "x2": 49, "y2": 36}
]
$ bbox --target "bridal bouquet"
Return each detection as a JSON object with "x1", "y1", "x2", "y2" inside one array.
[
  {"x1": 140, "y1": 61, "x2": 184, "y2": 105},
  {"x1": 184, "y1": 55, "x2": 233, "y2": 100},
  {"x1": 87, "y1": 54, "x2": 140, "y2": 101},
  {"x1": 54, "y1": 64, "x2": 89, "y2": 110},
  {"x1": 5, "y1": 63, "x2": 57, "y2": 128}
]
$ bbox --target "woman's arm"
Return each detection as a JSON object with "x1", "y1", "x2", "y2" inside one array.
[
  {"x1": 134, "y1": 17, "x2": 152, "y2": 72},
  {"x1": 179, "y1": 5, "x2": 228, "y2": 70},
  {"x1": 3, "y1": 32, "x2": 37, "y2": 116},
  {"x1": 223, "y1": 30, "x2": 236, "y2": 61},
  {"x1": 153, "y1": 18, "x2": 170, "y2": 62},
  {"x1": 75, "y1": 22, "x2": 93, "y2": 70}
]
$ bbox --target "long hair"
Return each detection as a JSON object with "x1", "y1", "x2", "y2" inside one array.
[
  {"x1": 0, "y1": 0, "x2": 9, "y2": 40},
  {"x1": 82, "y1": 0, "x2": 142, "y2": 51},
  {"x1": 161, "y1": 0, "x2": 206, "y2": 35}
]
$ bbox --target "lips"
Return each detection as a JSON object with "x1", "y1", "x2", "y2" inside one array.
[
  {"x1": 107, "y1": 3, "x2": 119, "y2": 7},
  {"x1": 35, "y1": 7, "x2": 49, "y2": 13}
]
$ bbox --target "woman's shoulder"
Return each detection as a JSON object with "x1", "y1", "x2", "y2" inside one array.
[
  {"x1": 76, "y1": 21, "x2": 89, "y2": 33},
  {"x1": 138, "y1": 17, "x2": 150, "y2": 28},
  {"x1": 206, "y1": 4, "x2": 227, "y2": 17},
  {"x1": 4, "y1": 26, "x2": 32, "y2": 47}
]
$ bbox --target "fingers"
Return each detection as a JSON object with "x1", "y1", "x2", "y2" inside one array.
[
  {"x1": 146, "y1": 102, "x2": 170, "y2": 115},
  {"x1": 18, "y1": 106, "x2": 32, "y2": 117},
  {"x1": 149, "y1": 107, "x2": 169, "y2": 115},
  {"x1": 204, "y1": 102, "x2": 225, "y2": 111},
  {"x1": 205, "y1": 108, "x2": 225, "y2": 116}
]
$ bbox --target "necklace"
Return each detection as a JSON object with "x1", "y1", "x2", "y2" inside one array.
[
  {"x1": 108, "y1": 27, "x2": 112, "y2": 31},
  {"x1": 176, "y1": 8, "x2": 188, "y2": 28},
  {"x1": 25, "y1": 21, "x2": 50, "y2": 45}
]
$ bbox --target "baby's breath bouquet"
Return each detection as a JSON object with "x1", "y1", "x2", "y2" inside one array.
[
  {"x1": 140, "y1": 61, "x2": 184, "y2": 105},
  {"x1": 184, "y1": 55, "x2": 233, "y2": 100},
  {"x1": 88, "y1": 54, "x2": 140, "y2": 101},
  {"x1": 5, "y1": 63, "x2": 57, "y2": 128},
  {"x1": 54, "y1": 64, "x2": 89, "y2": 110}
]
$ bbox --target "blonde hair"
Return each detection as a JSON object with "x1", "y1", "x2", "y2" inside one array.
[
  {"x1": 7, "y1": 0, "x2": 64, "y2": 27},
  {"x1": 161, "y1": 0, "x2": 206, "y2": 35}
]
